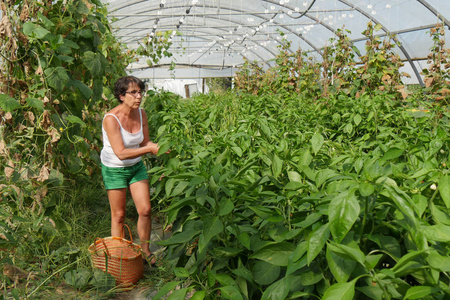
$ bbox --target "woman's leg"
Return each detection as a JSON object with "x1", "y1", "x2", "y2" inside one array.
[
  {"x1": 107, "y1": 188, "x2": 127, "y2": 237},
  {"x1": 129, "y1": 179, "x2": 153, "y2": 259}
]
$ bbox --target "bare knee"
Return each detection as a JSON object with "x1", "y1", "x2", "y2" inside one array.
[
  {"x1": 111, "y1": 210, "x2": 126, "y2": 224},
  {"x1": 137, "y1": 206, "x2": 151, "y2": 218}
]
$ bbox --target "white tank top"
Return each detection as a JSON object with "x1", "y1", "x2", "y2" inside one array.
[{"x1": 100, "y1": 109, "x2": 144, "y2": 167}]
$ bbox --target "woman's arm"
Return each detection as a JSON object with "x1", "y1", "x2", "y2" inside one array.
[{"x1": 103, "y1": 114, "x2": 157, "y2": 160}]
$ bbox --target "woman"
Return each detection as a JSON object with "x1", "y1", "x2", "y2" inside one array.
[{"x1": 100, "y1": 76, "x2": 162, "y2": 266}]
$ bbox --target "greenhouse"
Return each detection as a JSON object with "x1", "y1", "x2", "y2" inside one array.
[
  {"x1": 1, "y1": 0, "x2": 450, "y2": 299},
  {"x1": 104, "y1": 0, "x2": 450, "y2": 85}
]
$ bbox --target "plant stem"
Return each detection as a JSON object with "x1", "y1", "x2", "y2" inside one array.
[{"x1": 27, "y1": 257, "x2": 82, "y2": 298}]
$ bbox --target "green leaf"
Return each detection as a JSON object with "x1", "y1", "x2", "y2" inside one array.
[
  {"x1": 167, "y1": 288, "x2": 188, "y2": 300},
  {"x1": 315, "y1": 169, "x2": 338, "y2": 188},
  {"x1": 25, "y1": 98, "x2": 44, "y2": 112},
  {"x1": 157, "y1": 228, "x2": 200, "y2": 246},
  {"x1": 307, "y1": 223, "x2": 330, "y2": 265},
  {"x1": 232, "y1": 262, "x2": 254, "y2": 283},
  {"x1": 391, "y1": 250, "x2": 425, "y2": 273},
  {"x1": 311, "y1": 133, "x2": 324, "y2": 155},
  {"x1": 287, "y1": 171, "x2": 301, "y2": 182},
  {"x1": 238, "y1": 232, "x2": 251, "y2": 250},
  {"x1": 232, "y1": 146, "x2": 243, "y2": 157},
  {"x1": 359, "y1": 182, "x2": 374, "y2": 197},
  {"x1": 23, "y1": 22, "x2": 50, "y2": 39},
  {"x1": 90, "y1": 269, "x2": 115, "y2": 292},
  {"x1": 216, "y1": 273, "x2": 238, "y2": 287},
  {"x1": 430, "y1": 202, "x2": 450, "y2": 225},
  {"x1": 0, "y1": 94, "x2": 21, "y2": 112},
  {"x1": 75, "y1": 0, "x2": 90, "y2": 14},
  {"x1": 152, "y1": 281, "x2": 180, "y2": 300},
  {"x1": 284, "y1": 181, "x2": 306, "y2": 190},
  {"x1": 411, "y1": 168, "x2": 432, "y2": 179},
  {"x1": 427, "y1": 250, "x2": 450, "y2": 272},
  {"x1": 299, "y1": 270, "x2": 323, "y2": 286},
  {"x1": 70, "y1": 79, "x2": 93, "y2": 99},
  {"x1": 367, "y1": 234, "x2": 401, "y2": 259},
  {"x1": 64, "y1": 269, "x2": 91, "y2": 289},
  {"x1": 353, "y1": 114, "x2": 362, "y2": 126},
  {"x1": 328, "y1": 190, "x2": 360, "y2": 242},
  {"x1": 404, "y1": 286, "x2": 440, "y2": 300},
  {"x1": 157, "y1": 142, "x2": 171, "y2": 156},
  {"x1": 165, "y1": 178, "x2": 175, "y2": 197},
  {"x1": 219, "y1": 198, "x2": 234, "y2": 216},
  {"x1": 438, "y1": 175, "x2": 450, "y2": 208},
  {"x1": 44, "y1": 67, "x2": 70, "y2": 92},
  {"x1": 322, "y1": 278, "x2": 357, "y2": 300},
  {"x1": 251, "y1": 242, "x2": 296, "y2": 266},
  {"x1": 11, "y1": 288, "x2": 19, "y2": 300},
  {"x1": 173, "y1": 267, "x2": 189, "y2": 278},
  {"x1": 219, "y1": 286, "x2": 243, "y2": 300},
  {"x1": 374, "y1": 23, "x2": 383, "y2": 31},
  {"x1": 63, "y1": 38, "x2": 80, "y2": 49},
  {"x1": 66, "y1": 115, "x2": 85, "y2": 126},
  {"x1": 253, "y1": 260, "x2": 281, "y2": 285},
  {"x1": 327, "y1": 242, "x2": 365, "y2": 267},
  {"x1": 411, "y1": 194, "x2": 427, "y2": 218},
  {"x1": 422, "y1": 224, "x2": 450, "y2": 242},
  {"x1": 326, "y1": 247, "x2": 356, "y2": 283},
  {"x1": 380, "y1": 148, "x2": 404, "y2": 162},
  {"x1": 272, "y1": 154, "x2": 282, "y2": 178},
  {"x1": 261, "y1": 276, "x2": 291, "y2": 300},
  {"x1": 170, "y1": 181, "x2": 189, "y2": 197},
  {"x1": 82, "y1": 51, "x2": 107, "y2": 77},
  {"x1": 203, "y1": 217, "x2": 224, "y2": 241},
  {"x1": 190, "y1": 291, "x2": 206, "y2": 300}
]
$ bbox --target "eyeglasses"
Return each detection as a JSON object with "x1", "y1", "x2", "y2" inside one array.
[{"x1": 124, "y1": 90, "x2": 145, "y2": 97}]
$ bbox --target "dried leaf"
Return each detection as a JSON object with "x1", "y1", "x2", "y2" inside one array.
[
  {"x1": 401, "y1": 72, "x2": 411, "y2": 78},
  {"x1": 398, "y1": 88, "x2": 408, "y2": 100},
  {"x1": 381, "y1": 74, "x2": 391, "y2": 83},
  {"x1": 37, "y1": 164, "x2": 50, "y2": 182},
  {"x1": 0, "y1": 141, "x2": 6, "y2": 156},
  {"x1": 82, "y1": 0, "x2": 94, "y2": 11},
  {"x1": 4, "y1": 160, "x2": 14, "y2": 179},
  {"x1": 440, "y1": 88, "x2": 450, "y2": 95},
  {"x1": 424, "y1": 77, "x2": 435, "y2": 88},
  {"x1": 40, "y1": 110, "x2": 51, "y2": 129},
  {"x1": 24, "y1": 111, "x2": 35, "y2": 124},
  {"x1": 35, "y1": 65, "x2": 43, "y2": 76},
  {"x1": 19, "y1": 2, "x2": 30, "y2": 21},
  {"x1": 4, "y1": 112, "x2": 12, "y2": 120},
  {"x1": 17, "y1": 124, "x2": 27, "y2": 132},
  {"x1": 48, "y1": 128, "x2": 61, "y2": 143}
]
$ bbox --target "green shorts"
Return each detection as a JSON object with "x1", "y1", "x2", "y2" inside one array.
[{"x1": 101, "y1": 161, "x2": 149, "y2": 190}]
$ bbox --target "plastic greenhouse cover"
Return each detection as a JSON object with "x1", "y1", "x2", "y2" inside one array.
[{"x1": 102, "y1": 0, "x2": 450, "y2": 84}]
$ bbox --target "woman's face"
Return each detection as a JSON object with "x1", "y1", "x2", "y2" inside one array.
[{"x1": 121, "y1": 83, "x2": 144, "y2": 108}]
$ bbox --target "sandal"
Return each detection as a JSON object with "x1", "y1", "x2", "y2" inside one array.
[{"x1": 143, "y1": 253, "x2": 158, "y2": 268}]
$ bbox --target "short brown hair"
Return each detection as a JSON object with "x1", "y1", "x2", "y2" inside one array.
[{"x1": 113, "y1": 76, "x2": 145, "y2": 103}]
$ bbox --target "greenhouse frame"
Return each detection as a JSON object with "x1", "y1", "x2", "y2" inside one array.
[{"x1": 103, "y1": 0, "x2": 449, "y2": 85}]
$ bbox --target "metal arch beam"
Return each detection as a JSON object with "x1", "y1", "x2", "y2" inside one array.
[
  {"x1": 120, "y1": 24, "x2": 275, "y2": 68},
  {"x1": 417, "y1": 0, "x2": 450, "y2": 28},
  {"x1": 338, "y1": 0, "x2": 424, "y2": 87},
  {"x1": 121, "y1": 24, "x2": 278, "y2": 68},
  {"x1": 109, "y1": 3, "x2": 324, "y2": 55},
  {"x1": 112, "y1": 5, "x2": 286, "y2": 63}
]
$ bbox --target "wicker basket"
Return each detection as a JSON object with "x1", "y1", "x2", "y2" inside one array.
[{"x1": 89, "y1": 225, "x2": 143, "y2": 286}]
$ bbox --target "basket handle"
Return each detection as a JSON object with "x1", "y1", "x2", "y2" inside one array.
[
  {"x1": 122, "y1": 224, "x2": 133, "y2": 243},
  {"x1": 94, "y1": 237, "x2": 110, "y2": 256}
]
